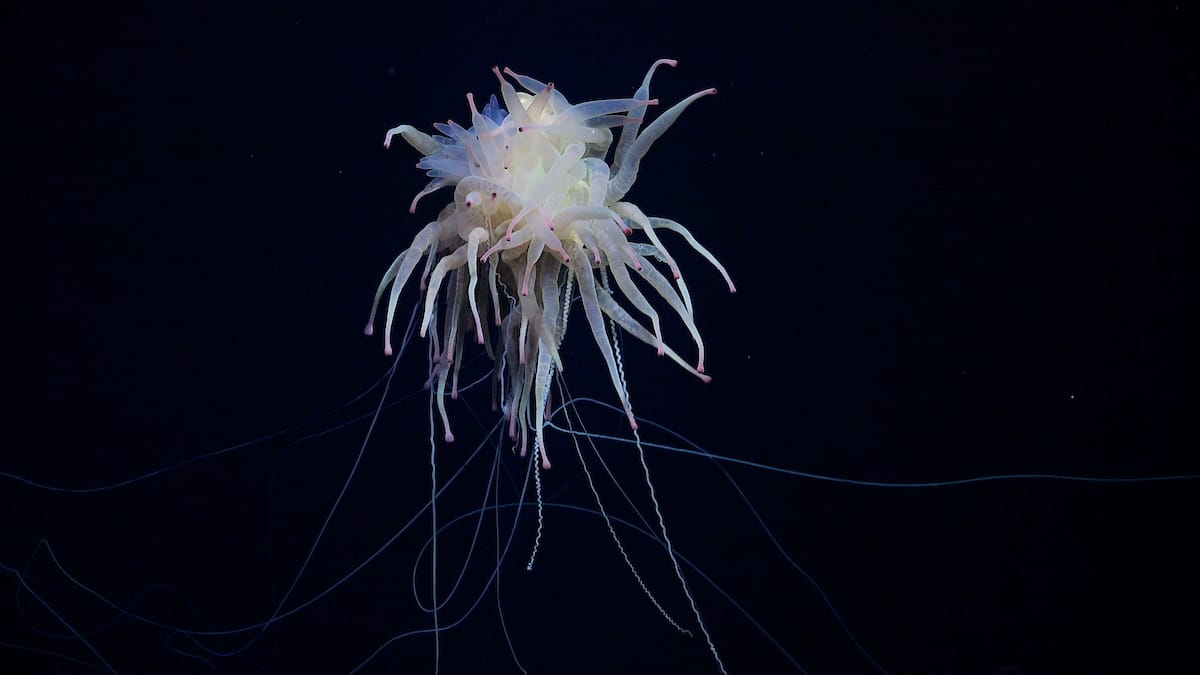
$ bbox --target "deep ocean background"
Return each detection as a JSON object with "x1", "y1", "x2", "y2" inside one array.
[{"x1": 3, "y1": 2, "x2": 1197, "y2": 674}]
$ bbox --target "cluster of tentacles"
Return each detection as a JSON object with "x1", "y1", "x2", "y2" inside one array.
[{"x1": 366, "y1": 60, "x2": 733, "y2": 467}]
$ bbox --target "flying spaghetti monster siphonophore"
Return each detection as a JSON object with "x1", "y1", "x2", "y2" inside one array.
[
  {"x1": 364, "y1": 59, "x2": 736, "y2": 673},
  {"x1": 365, "y1": 60, "x2": 732, "y2": 469}
]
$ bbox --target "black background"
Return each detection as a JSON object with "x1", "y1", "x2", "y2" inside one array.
[{"x1": 3, "y1": 1, "x2": 1197, "y2": 674}]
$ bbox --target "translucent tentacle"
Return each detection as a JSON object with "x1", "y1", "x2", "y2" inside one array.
[{"x1": 608, "y1": 88, "x2": 717, "y2": 202}]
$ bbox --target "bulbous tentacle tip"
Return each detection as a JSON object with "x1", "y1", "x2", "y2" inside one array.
[
  {"x1": 541, "y1": 458, "x2": 552, "y2": 470},
  {"x1": 363, "y1": 324, "x2": 374, "y2": 336},
  {"x1": 444, "y1": 431, "x2": 455, "y2": 443},
  {"x1": 699, "y1": 373, "x2": 712, "y2": 384},
  {"x1": 384, "y1": 344, "x2": 393, "y2": 357}
]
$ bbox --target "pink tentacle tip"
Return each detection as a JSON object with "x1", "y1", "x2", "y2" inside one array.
[
  {"x1": 541, "y1": 458, "x2": 552, "y2": 470},
  {"x1": 444, "y1": 431, "x2": 455, "y2": 443},
  {"x1": 699, "y1": 373, "x2": 712, "y2": 384},
  {"x1": 363, "y1": 324, "x2": 374, "y2": 336},
  {"x1": 384, "y1": 344, "x2": 393, "y2": 357},
  {"x1": 704, "y1": 88, "x2": 718, "y2": 95}
]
